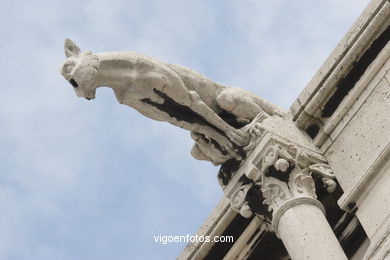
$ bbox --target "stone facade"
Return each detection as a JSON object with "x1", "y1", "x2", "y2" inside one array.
[{"x1": 179, "y1": 0, "x2": 390, "y2": 259}]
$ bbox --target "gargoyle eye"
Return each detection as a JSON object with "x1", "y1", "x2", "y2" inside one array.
[{"x1": 69, "y1": 78, "x2": 78, "y2": 88}]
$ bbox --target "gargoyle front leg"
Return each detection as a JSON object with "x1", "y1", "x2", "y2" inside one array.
[
  {"x1": 187, "y1": 90, "x2": 250, "y2": 147},
  {"x1": 216, "y1": 88, "x2": 265, "y2": 122},
  {"x1": 131, "y1": 97, "x2": 243, "y2": 160},
  {"x1": 139, "y1": 71, "x2": 249, "y2": 147}
]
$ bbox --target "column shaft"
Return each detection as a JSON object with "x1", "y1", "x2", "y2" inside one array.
[{"x1": 277, "y1": 203, "x2": 347, "y2": 260}]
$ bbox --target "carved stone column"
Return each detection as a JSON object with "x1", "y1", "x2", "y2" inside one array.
[
  {"x1": 263, "y1": 145, "x2": 346, "y2": 260},
  {"x1": 228, "y1": 117, "x2": 347, "y2": 260}
]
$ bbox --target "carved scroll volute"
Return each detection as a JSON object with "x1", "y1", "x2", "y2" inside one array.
[
  {"x1": 230, "y1": 184, "x2": 253, "y2": 218},
  {"x1": 308, "y1": 163, "x2": 334, "y2": 179},
  {"x1": 293, "y1": 172, "x2": 316, "y2": 198},
  {"x1": 307, "y1": 163, "x2": 337, "y2": 193},
  {"x1": 262, "y1": 145, "x2": 295, "y2": 171},
  {"x1": 229, "y1": 143, "x2": 337, "y2": 227},
  {"x1": 261, "y1": 145, "x2": 295, "y2": 200},
  {"x1": 261, "y1": 144, "x2": 319, "y2": 215},
  {"x1": 262, "y1": 146, "x2": 279, "y2": 170},
  {"x1": 262, "y1": 183, "x2": 287, "y2": 210}
]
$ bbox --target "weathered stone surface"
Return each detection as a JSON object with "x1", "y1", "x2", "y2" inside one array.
[
  {"x1": 278, "y1": 203, "x2": 346, "y2": 260},
  {"x1": 325, "y1": 76, "x2": 390, "y2": 196},
  {"x1": 60, "y1": 39, "x2": 285, "y2": 166},
  {"x1": 357, "y1": 153, "x2": 390, "y2": 238},
  {"x1": 291, "y1": 0, "x2": 390, "y2": 137},
  {"x1": 223, "y1": 113, "x2": 346, "y2": 259}
]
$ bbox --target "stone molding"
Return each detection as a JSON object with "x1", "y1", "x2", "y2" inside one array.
[{"x1": 272, "y1": 197, "x2": 325, "y2": 237}]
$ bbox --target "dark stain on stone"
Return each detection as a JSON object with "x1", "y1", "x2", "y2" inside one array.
[
  {"x1": 217, "y1": 111, "x2": 249, "y2": 159},
  {"x1": 141, "y1": 89, "x2": 248, "y2": 161},
  {"x1": 347, "y1": 202, "x2": 357, "y2": 211},
  {"x1": 69, "y1": 78, "x2": 78, "y2": 88},
  {"x1": 334, "y1": 212, "x2": 356, "y2": 238},
  {"x1": 312, "y1": 174, "x2": 328, "y2": 198},
  {"x1": 141, "y1": 88, "x2": 228, "y2": 137},
  {"x1": 218, "y1": 110, "x2": 247, "y2": 129},
  {"x1": 306, "y1": 124, "x2": 320, "y2": 139},
  {"x1": 246, "y1": 228, "x2": 263, "y2": 247},
  {"x1": 246, "y1": 184, "x2": 273, "y2": 222},
  {"x1": 322, "y1": 25, "x2": 390, "y2": 118},
  {"x1": 233, "y1": 144, "x2": 246, "y2": 160},
  {"x1": 218, "y1": 158, "x2": 241, "y2": 185},
  {"x1": 249, "y1": 232, "x2": 266, "y2": 252},
  {"x1": 194, "y1": 132, "x2": 228, "y2": 156},
  {"x1": 247, "y1": 232, "x2": 290, "y2": 260},
  {"x1": 264, "y1": 163, "x2": 294, "y2": 184},
  {"x1": 340, "y1": 222, "x2": 367, "y2": 258},
  {"x1": 209, "y1": 138, "x2": 229, "y2": 155},
  {"x1": 238, "y1": 174, "x2": 253, "y2": 185}
]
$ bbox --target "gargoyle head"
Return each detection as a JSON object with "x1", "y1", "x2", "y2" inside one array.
[{"x1": 60, "y1": 39, "x2": 100, "y2": 100}]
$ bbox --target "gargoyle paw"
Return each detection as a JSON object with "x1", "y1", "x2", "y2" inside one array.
[
  {"x1": 228, "y1": 129, "x2": 250, "y2": 147},
  {"x1": 249, "y1": 123, "x2": 264, "y2": 137}
]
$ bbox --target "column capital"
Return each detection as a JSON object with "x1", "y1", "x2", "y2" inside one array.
[
  {"x1": 226, "y1": 117, "x2": 347, "y2": 259},
  {"x1": 229, "y1": 135, "x2": 337, "y2": 235}
]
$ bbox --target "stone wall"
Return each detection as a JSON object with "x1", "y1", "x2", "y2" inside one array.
[{"x1": 179, "y1": 0, "x2": 390, "y2": 259}]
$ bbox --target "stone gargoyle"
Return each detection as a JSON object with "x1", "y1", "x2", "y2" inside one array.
[{"x1": 60, "y1": 39, "x2": 285, "y2": 165}]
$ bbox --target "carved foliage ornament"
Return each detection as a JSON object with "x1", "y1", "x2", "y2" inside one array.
[{"x1": 230, "y1": 143, "x2": 337, "y2": 230}]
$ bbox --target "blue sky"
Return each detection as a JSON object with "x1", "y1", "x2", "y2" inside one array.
[{"x1": 0, "y1": 0, "x2": 370, "y2": 259}]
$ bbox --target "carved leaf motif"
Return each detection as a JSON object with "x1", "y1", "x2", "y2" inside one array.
[
  {"x1": 239, "y1": 203, "x2": 253, "y2": 218},
  {"x1": 323, "y1": 178, "x2": 337, "y2": 193},
  {"x1": 262, "y1": 184, "x2": 285, "y2": 205},
  {"x1": 274, "y1": 158, "x2": 289, "y2": 172},
  {"x1": 231, "y1": 190, "x2": 245, "y2": 208},
  {"x1": 308, "y1": 163, "x2": 335, "y2": 179},
  {"x1": 263, "y1": 147, "x2": 277, "y2": 167},
  {"x1": 230, "y1": 184, "x2": 251, "y2": 210},
  {"x1": 278, "y1": 146, "x2": 295, "y2": 161},
  {"x1": 294, "y1": 174, "x2": 316, "y2": 197}
]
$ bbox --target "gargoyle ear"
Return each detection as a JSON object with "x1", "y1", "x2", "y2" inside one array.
[{"x1": 64, "y1": 38, "x2": 81, "y2": 58}]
